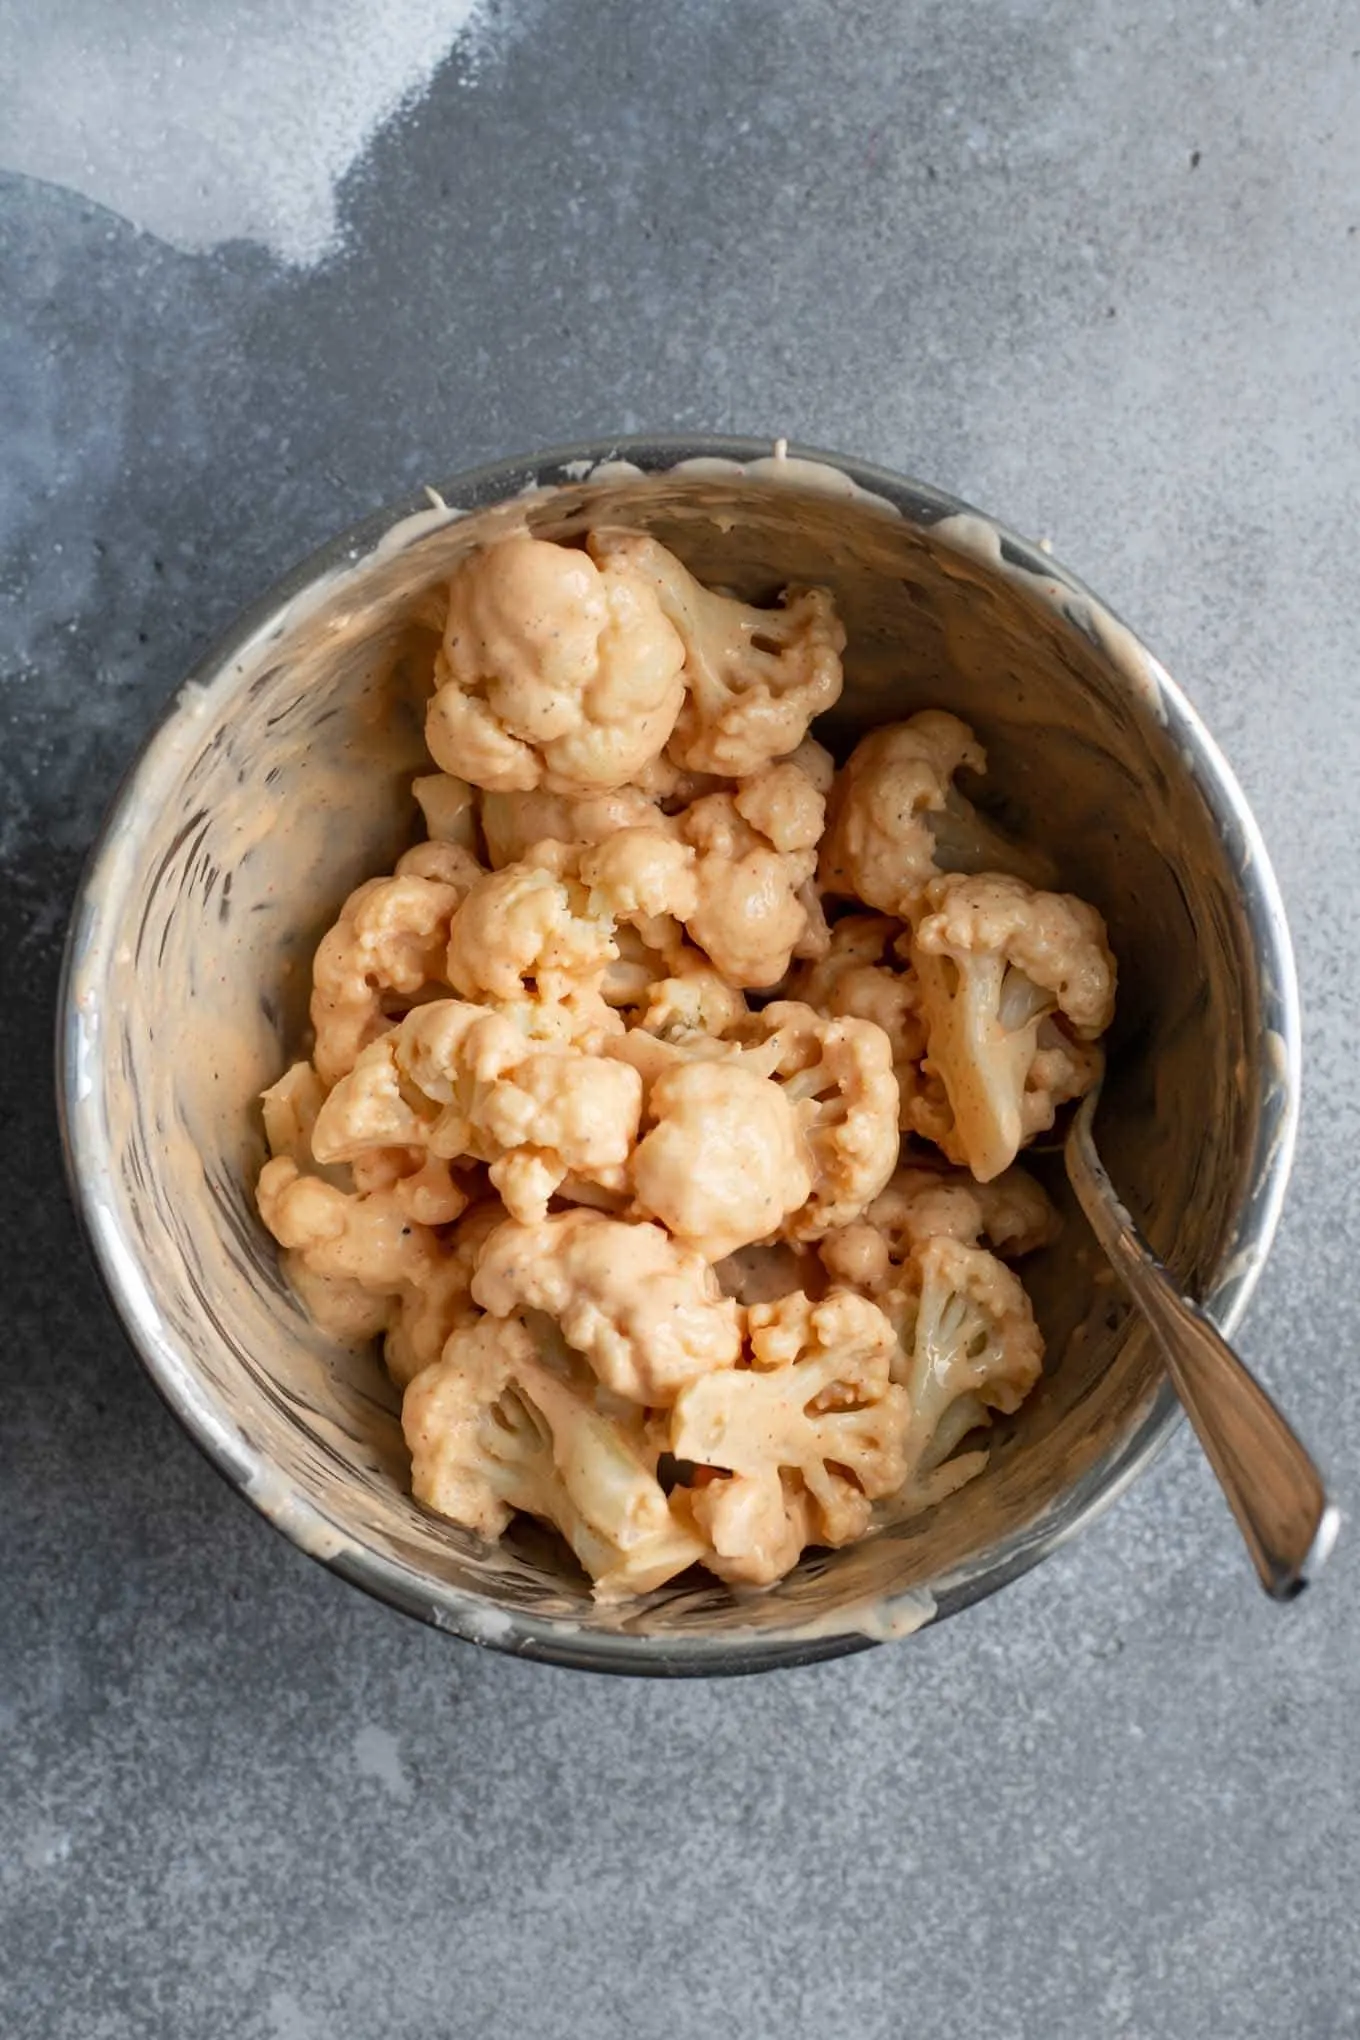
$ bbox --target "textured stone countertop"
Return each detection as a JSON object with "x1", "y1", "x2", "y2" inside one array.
[{"x1": 3, "y1": 3, "x2": 1357, "y2": 2034}]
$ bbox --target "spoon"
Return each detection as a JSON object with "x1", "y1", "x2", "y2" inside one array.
[{"x1": 1064, "y1": 1087, "x2": 1338, "y2": 1598}]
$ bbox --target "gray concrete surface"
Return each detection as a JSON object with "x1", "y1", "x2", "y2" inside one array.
[{"x1": 3, "y1": 2, "x2": 1358, "y2": 2034}]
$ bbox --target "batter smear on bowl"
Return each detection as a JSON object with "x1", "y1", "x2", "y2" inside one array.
[{"x1": 255, "y1": 529, "x2": 1116, "y2": 1597}]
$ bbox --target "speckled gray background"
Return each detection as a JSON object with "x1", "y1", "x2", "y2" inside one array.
[{"x1": 3, "y1": 3, "x2": 1358, "y2": 2034}]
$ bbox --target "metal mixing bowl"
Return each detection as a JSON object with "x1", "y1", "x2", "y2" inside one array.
[{"x1": 57, "y1": 436, "x2": 1300, "y2": 1674}]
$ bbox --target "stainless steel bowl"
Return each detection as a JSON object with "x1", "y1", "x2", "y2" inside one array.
[{"x1": 57, "y1": 436, "x2": 1300, "y2": 1674}]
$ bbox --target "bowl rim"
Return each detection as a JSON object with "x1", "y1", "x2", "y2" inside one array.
[{"x1": 56, "y1": 432, "x2": 1302, "y2": 1675}]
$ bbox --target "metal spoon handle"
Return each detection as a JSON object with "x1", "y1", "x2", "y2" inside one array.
[{"x1": 1067, "y1": 1099, "x2": 1337, "y2": 1598}]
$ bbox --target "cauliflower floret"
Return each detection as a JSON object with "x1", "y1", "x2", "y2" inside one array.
[
  {"x1": 602, "y1": 1020, "x2": 740, "y2": 1097},
  {"x1": 322, "y1": 1001, "x2": 643, "y2": 1222},
  {"x1": 670, "y1": 1289, "x2": 910, "y2": 1585},
  {"x1": 260, "y1": 1130, "x2": 462, "y2": 1340},
  {"x1": 793, "y1": 911, "x2": 911, "y2": 1025},
  {"x1": 588, "y1": 529, "x2": 845, "y2": 777},
  {"x1": 346, "y1": 1145, "x2": 471, "y2": 1226},
  {"x1": 311, "y1": 1033, "x2": 437, "y2": 1163},
  {"x1": 639, "y1": 738, "x2": 832, "y2": 812},
  {"x1": 257, "y1": 1156, "x2": 441, "y2": 1287},
  {"x1": 257, "y1": 1155, "x2": 445, "y2": 1354},
  {"x1": 635, "y1": 967, "x2": 749, "y2": 1041},
  {"x1": 910, "y1": 872, "x2": 1116, "y2": 1182},
  {"x1": 817, "y1": 1222, "x2": 892, "y2": 1292},
  {"x1": 280, "y1": 1254, "x2": 394, "y2": 1343},
  {"x1": 480, "y1": 783, "x2": 660, "y2": 869},
  {"x1": 676, "y1": 791, "x2": 818, "y2": 989},
  {"x1": 346, "y1": 1145, "x2": 422, "y2": 1193},
  {"x1": 579, "y1": 825, "x2": 699, "y2": 926},
  {"x1": 595, "y1": 922, "x2": 676, "y2": 1011},
  {"x1": 492, "y1": 981, "x2": 624, "y2": 1054},
  {"x1": 739, "y1": 1001, "x2": 900, "y2": 1239},
  {"x1": 412, "y1": 772, "x2": 481, "y2": 852},
  {"x1": 732, "y1": 758, "x2": 826, "y2": 854},
  {"x1": 310, "y1": 869, "x2": 471, "y2": 1085},
  {"x1": 446, "y1": 856, "x2": 617, "y2": 1005},
  {"x1": 260, "y1": 1061, "x2": 329, "y2": 1165},
  {"x1": 629, "y1": 1058, "x2": 813, "y2": 1259},
  {"x1": 402, "y1": 1316, "x2": 706, "y2": 1597},
  {"x1": 883, "y1": 1234, "x2": 1045, "y2": 1479},
  {"x1": 867, "y1": 1159, "x2": 1060, "y2": 1263},
  {"x1": 472, "y1": 1209, "x2": 741, "y2": 1404},
  {"x1": 791, "y1": 913, "x2": 928, "y2": 1128},
  {"x1": 818, "y1": 1156, "x2": 1057, "y2": 1293},
  {"x1": 394, "y1": 839, "x2": 486, "y2": 890},
  {"x1": 424, "y1": 535, "x2": 686, "y2": 794},
  {"x1": 819, "y1": 712, "x2": 979, "y2": 913},
  {"x1": 821, "y1": 713, "x2": 1051, "y2": 916},
  {"x1": 390, "y1": 1155, "x2": 468, "y2": 1225},
  {"x1": 780, "y1": 735, "x2": 836, "y2": 797},
  {"x1": 476, "y1": 1048, "x2": 642, "y2": 1222},
  {"x1": 384, "y1": 1201, "x2": 506, "y2": 1388}
]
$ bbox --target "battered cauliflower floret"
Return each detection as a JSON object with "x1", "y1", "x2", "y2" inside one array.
[
  {"x1": 676, "y1": 791, "x2": 819, "y2": 989},
  {"x1": 670, "y1": 1289, "x2": 910, "y2": 1585},
  {"x1": 257, "y1": 1155, "x2": 447, "y2": 1351},
  {"x1": 475, "y1": 760, "x2": 825, "y2": 997},
  {"x1": 817, "y1": 1222, "x2": 892, "y2": 1293},
  {"x1": 579, "y1": 825, "x2": 699, "y2": 925},
  {"x1": 310, "y1": 1034, "x2": 435, "y2": 1163},
  {"x1": 867, "y1": 1158, "x2": 1060, "y2": 1264},
  {"x1": 635, "y1": 967, "x2": 749, "y2": 1041},
  {"x1": 740, "y1": 1001, "x2": 900, "y2": 1239},
  {"x1": 472, "y1": 1209, "x2": 742, "y2": 1404},
  {"x1": 346, "y1": 1145, "x2": 421, "y2": 1193},
  {"x1": 479, "y1": 783, "x2": 660, "y2": 869},
  {"x1": 412, "y1": 772, "x2": 481, "y2": 852},
  {"x1": 474, "y1": 1048, "x2": 642, "y2": 1222},
  {"x1": 281, "y1": 1256, "x2": 395, "y2": 1344},
  {"x1": 820, "y1": 712, "x2": 977, "y2": 913},
  {"x1": 391, "y1": 1154, "x2": 470, "y2": 1225},
  {"x1": 257, "y1": 1156, "x2": 442, "y2": 1288},
  {"x1": 394, "y1": 839, "x2": 486, "y2": 889},
  {"x1": 780, "y1": 735, "x2": 836, "y2": 797},
  {"x1": 425, "y1": 535, "x2": 687, "y2": 794},
  {"x1": 596, "y1": 922, "x2": 677, "y2": 1011},
  {"x1": 629, "y1": 1058, "x2": 812, "y2": 1259},
  {"x1": 883, "y1": 1234, "x2": 1045, "y2": 1479},
  {"x1": 348, "y1": 1146, "x2": 471, "y2": 1226},
  {"x1": 403, "y1": 1316, "x2": 706, "y2": 1598},
  {"x1": 818, "y1": 1156, "x2": 1058, "y2": 1293},
  {"x1": 910, "y1": 872, "x2": 1116, "y2": 1182},
  {"x1": 791, "y1": 913, "x2": 928, "y2": 1129},
  {"x1": 643, "y1": 738, "x2": 832, "y2": 815},
  {"x1": 446, "y1": 856, "x2": 617, "y2": 1005},
  {"x1": 310, "y1": 868, "x2": 471, "y2": 1086},
  {"x1": 260, "y1": 1061, "x2": 329, "y2": 1166},
  {"x1": 732, "y1": 758, "x2": 827, "y2": 854},
  {"x1": 383, "y1": 1201, "x2": 503, "y2": 1389},
  {"x1": 498, "y1": 826, "x2": 699, "y2": 1012},
  {"x1": 320, "y1": 1000, "x2": 643, "y2": 1222},
  {"x1": 821, "y1": 712, "x2": 1049, "y2": 917},
  {"x1": 588, "y1": 529, "x2": 845, "y2": 777}
]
